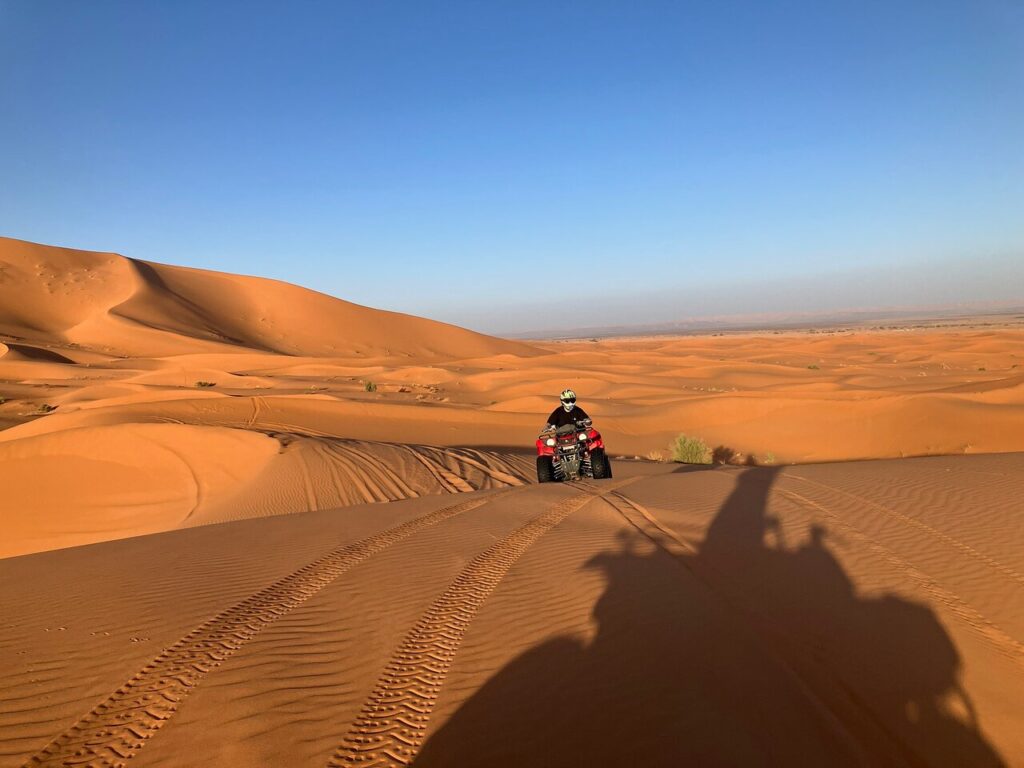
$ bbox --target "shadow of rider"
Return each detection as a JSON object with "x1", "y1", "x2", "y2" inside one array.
[{"x1": 414, "y1": 466, "x2": 1005, "y2": 767}]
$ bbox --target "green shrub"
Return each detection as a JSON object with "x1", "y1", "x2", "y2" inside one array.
[
  {"x1": 0, "y1": 396, "x2": 6, "y2": 405},
  {"x1": 671, "y1": 434, "x2": 711, "y2": 464},
  {"x1": 807, "y1": 364, "x2": 820, "y2": 370},
  {"x1": 37, "y1": 403, "x2": 57, "y2": 413},
  {"x1": 364, "y1": 381, "x2": 377, "y2": 393},
  {"x1": 195, "y1": 381, "x2": 217, "y2": 388}
]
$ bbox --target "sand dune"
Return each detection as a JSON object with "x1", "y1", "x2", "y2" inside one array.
[
  {"x1": 0, "y1": 423, "x2": 530, "y2": 559},
  {"x1": 0, "y1": 237, "x2": 537, "y2": 360},
  {"x1": 3, "y1": 237, "x2": 1024, "y2": 557},
  {"x1": 2, "y1": 237, "x2": 1023, "y2": 764},
  {"x1": 2, "y1": 456, "x2": 1022, "y2": 766}
]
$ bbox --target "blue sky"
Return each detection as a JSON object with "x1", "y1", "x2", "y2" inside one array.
[{"x1": 2, "y1": 1, "x2": 1022, "y2": 333}]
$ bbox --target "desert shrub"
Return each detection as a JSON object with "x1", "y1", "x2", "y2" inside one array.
[
  {"x1": 807, "y1": 364, "x2": 820, "y2": 370},
  {"x1": 0, "y1": 396, "x2": 6, "y2": 405},
  {"x1": 195, "y1": 381, "x2": 217, "y2": 388},
  {"x1": 364, "y1": 381, "x2": 377, "y2": 393},
  {"x1": 37, "y1": 403, "x2": 57, "y2": 413},
  {"x1": 763, "y1": 452, "x2": 776, "y2": 465},
  {"x1": 671, "y1": 434, "x2": 711, "y2": 464}
]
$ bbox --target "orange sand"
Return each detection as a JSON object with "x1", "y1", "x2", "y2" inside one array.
[{"x1": 1, "y1": 236, "x2": 1022, "y2": 765}]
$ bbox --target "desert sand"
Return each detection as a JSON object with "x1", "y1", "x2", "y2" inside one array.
[{"x1": 2, "y1": 236, "x2": 1023, "y2": 766}]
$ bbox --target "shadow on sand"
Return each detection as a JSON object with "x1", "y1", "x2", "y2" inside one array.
[{"x1": 415, "y1": 467, "x2": 1004, "y2": 767}]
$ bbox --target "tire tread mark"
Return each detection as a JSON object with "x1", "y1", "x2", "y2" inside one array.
[
  {"x1": 777, "y1": 485, "x2": 1024, "y2": 668},
  {"x1": 327, "y1": 478, "x2": 636, "y2": 767},
  {"x1": 23, "y1": 489, "x2": 517, "y2": 768},
  {"x1": 788, "y1": 474, "x2": 1024, "y2": 588},
  {"x1": 401, "y1": 446, "x2": 467, "y2": 494}
]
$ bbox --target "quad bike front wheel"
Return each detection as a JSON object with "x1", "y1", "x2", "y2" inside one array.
[
  {"x1": 590, "y1": 448, "x2": 613, "y2": 479},
  {"x1": 536, "y1": 456, "x2": 556, "y2": 483}
]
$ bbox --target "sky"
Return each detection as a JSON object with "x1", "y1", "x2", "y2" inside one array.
[{"x1": 1, "y1": 1, "x2": 1022, "y2": 335}]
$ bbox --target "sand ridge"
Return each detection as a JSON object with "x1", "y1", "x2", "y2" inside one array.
[
  {"x1": 2, "y1": 236, "x2": 1023, "y2": 557},
  {"x1": 1, "y1": 237, "x2": 1022, "y2": 765}
]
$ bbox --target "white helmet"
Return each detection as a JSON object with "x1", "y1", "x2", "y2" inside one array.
[{"x1": 560, "y1": 388, "x2": 577, "y2": 412}]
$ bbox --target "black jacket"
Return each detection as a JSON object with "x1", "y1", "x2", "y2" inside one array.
[{"x1": 545, "y1": 405, "x2": 591, "y2": 429}]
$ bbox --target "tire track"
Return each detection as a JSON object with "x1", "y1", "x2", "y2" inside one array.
[
  {"x1": 786, "y1": 474, "x2": 1024, "y2": 588},
  {"x1": 244, "y1": 395, "x2": 266, "y2": 428},
  {"x1": 609, "y1": 475, "x2": 1024, "y2": 669},
  {"x1": 401, "y1": 446, "x2": 471, "y2": 494},
  {"x1": 327, "y1": 478, "x2": 636, "y2": 768},
  {"x1": 606, "y1": 491, "x2": 697, "y2": 557},
  {"x1": 428, "y1": 447, "x2": 527, "y2": 487},
  {"x1": 335, "y1": 443, "x2": 421, "y2": 499},
  {"x1": 776, "y1": 485, "x2": 1024, "y2": 669},
  {"x1": 23, "y1": 488, "x2": 519, "y2": 768},
  {"x1": 596, "y1": 489, "x2": 922, "y2": 762}
]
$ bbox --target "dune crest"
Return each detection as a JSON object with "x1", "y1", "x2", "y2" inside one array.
[
  {"x1": 2, "y1": 236, "x2": 1023, "y2": 560},
  {"x1": 0, "y1": 237, "x2": 539, "y2": 360},
  {"x1": 0, "y1": 423, "x2": 530, "y2": 558}
]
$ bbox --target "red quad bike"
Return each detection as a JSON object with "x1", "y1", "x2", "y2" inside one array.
[{"x1": 535, "y1": 419, "x2": 613, "y2": 482}]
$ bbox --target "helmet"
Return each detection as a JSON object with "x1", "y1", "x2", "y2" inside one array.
[{"x1": 560, "y1": 388, "x2": 577, "y2": 412}]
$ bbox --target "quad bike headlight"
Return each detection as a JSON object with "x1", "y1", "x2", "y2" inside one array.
[
  {"x1": 545, "y1": 438, "x2": 556, "y2": 446},
  {"x1": 578, "y1": 432, "x2": 588, "y2": 441}
]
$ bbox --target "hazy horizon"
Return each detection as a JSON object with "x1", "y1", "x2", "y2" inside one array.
[{"x1": 2, "y1": 1, "x2": 1022, "y2": 335}]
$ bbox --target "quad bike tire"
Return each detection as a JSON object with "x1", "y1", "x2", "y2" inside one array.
[
  {"x1": 590, "y1": 448, "x2": 613, "y2": 479},
  {"x1": 536, "y1": 456, "x2": 556, "y2": 483}
]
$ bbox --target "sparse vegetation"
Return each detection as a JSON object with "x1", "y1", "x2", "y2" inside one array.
[
  {"x1": 37, "y1": 403, "x2": 57, "y2": 413},
  {"x1": 195, "y1": 381, "x2": 217, "y2": 388},
  {"x1": 978, "y1": 367, "x2": 986, "y2": 371},
  {"x1": 670, "y1": 434, "x2": 711, "y2": 464},
  {"x1": 807, "y1": 364, "x2": 820, "y2": 370},
  {"x1": 0, "y1": 396, "x2": 6, "y2": 405},
  {"x1": 364, "y1": 381, "x2": 377, "y2": 393},
  {"x1": 763, "y1": 452, "x2": 776, "y2": 465}
]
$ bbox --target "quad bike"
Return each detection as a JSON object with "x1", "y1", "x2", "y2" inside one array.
[{"x1": 535, "y1": 419, "x2": 613, "y2": 482}]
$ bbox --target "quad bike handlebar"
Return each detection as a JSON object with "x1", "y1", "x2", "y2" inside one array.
[{"x1": 539, "y1": 418, "x2": 592, "y2": 438}]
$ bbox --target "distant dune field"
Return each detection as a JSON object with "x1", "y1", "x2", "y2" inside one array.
[
  {"x1": 1, "y1": 237, "x2": 1023, "y2": 766},
  {"x1": 1, "y1": 235, "x2": 1023, "y2": 556}
]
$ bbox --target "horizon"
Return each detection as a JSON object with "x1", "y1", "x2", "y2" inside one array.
[{"x1": 2, "y1": 1, "x2": 1022, "y2": 334}]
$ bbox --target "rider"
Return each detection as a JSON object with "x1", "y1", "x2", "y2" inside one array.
[{"x1": 543, "y1": 388, "x2": 591, "y2": 431}]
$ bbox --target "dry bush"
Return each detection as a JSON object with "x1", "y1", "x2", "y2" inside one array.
[{"x1": 671, "y1": 434, "x2": 711, "y2": 464}]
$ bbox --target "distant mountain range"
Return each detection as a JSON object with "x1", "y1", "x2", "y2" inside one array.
[{"x1": 511, "y1": 303, "x2": 1024, "y2": 340}]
